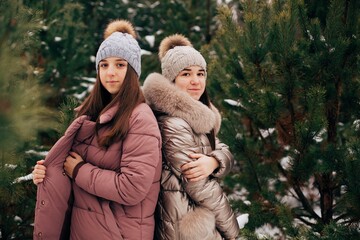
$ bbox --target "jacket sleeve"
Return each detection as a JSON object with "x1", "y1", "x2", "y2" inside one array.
[
  {"x1": 210, "y1": 137, "x2": 234, "y2": 178},
  {"x1": 34, "y1": 115, "x2": 89, "y2": 240},
  {"x1": 74, "y1": 110, "x2": 162, "y2": 206},
  {"x1": 161, "y1": 117, "x2": 239, "y2": 239}
]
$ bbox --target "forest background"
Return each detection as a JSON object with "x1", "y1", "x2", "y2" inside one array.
[{"x1": 0, "y1": 0, "x2": 359, "y2": 239}]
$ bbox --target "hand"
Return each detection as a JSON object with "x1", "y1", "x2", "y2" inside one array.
[
  {"x1": 64, "y1": 151, "x2": 83, "y2": 179},
  {"x1": 180, "y1": 153, "x2": 219, "y2": 182},
  {"x1": 32, "y1": 160, "x2": 46, "y2": 185}
]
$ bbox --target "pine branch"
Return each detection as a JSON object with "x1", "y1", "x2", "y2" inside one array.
[
  {"x1": 288, "y1": 188, "x2": 300, "y2": 201},
  {"x1": 296, "y1": 215, "x2": 316, "y2": 227},
  {"x1": 248, "y1": 163, "x2": 262, "y2": 192},
  {"x1": 341, "y1": 217, "x2": 360, "y2": 226},
  {"x1": 334, "y1": 213, "x2": 349, "y2": 222},
  {"x1": 316, "y1": 173, "x2": 335, "y2": 224},
  {"x1": 344, "y1": 0, "x2": 350, "y2": 25},
  {"x1": 277, "y1": 162, "x2": 321, "y2": 221},
  {"x1": 243, "y1": 147, "x2": 263, "y2": 192},
  {"x1": 293, "y1": 183, "x2": 321, "y2": 220}
]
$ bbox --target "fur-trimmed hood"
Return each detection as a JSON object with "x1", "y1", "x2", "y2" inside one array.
[{"x1": 142, "y1": 72, "x2": 221, "y2": 134}]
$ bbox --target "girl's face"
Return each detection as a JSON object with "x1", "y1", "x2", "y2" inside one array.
[
  {"x1": 99, "y1": 57, "x2": 128, "y2": 97},
  {"x1": 174, "y1": 65, "x2": 206, "y2": 101}
]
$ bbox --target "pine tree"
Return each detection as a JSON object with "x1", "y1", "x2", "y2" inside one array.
[
  {"x1": 204, "y1": 0, "x2": 360, "y2": 238},
  {"x1": 0, "y1": 0, "x2": 55, "y2": 238}
]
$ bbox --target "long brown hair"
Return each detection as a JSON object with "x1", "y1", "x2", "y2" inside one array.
[
  {"x1": 199, "y1": 88, "x2": 216, "y2": 150},
  {"x1": 77, "y1": 65, "x2": 145, "y2": 147}
]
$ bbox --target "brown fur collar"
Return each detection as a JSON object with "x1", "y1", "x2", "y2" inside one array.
[{"x1": 143, "y1": 73, "x2": 221, "y2": 134}]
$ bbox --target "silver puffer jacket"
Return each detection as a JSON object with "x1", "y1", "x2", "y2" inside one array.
[{"x1": 143, "y1": 73, "x2": 240, "y2": 240}]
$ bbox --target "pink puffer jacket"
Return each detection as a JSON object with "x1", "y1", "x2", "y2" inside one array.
[{"x1": 33, "y1": 103, "x2": 162, "y2": 240}]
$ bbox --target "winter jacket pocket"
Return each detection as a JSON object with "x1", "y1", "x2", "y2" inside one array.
[{"x1": 178, "y1": 207, "x2": 219, "y2": 240}]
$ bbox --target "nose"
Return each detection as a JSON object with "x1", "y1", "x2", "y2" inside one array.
[
  {"x1": 190, "y1": 76, "x2": 200, "y2": 85},
  {"x1": 107, "y1": 65, "x2": 116, "y2": 75}
]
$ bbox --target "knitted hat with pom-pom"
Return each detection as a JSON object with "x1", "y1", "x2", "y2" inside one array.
[
  {"x1": 158, "y1": 34, "x2": 206, "y2": 82},
  {"x1": 96, "y1": 20, "x2": 141, "y2": 76}
]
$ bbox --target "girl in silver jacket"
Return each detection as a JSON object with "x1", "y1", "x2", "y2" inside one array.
[{"x1": 143, "y1": 34, "x2": 240, "y2": 240}]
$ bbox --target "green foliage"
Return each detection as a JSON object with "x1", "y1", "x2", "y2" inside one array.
[
  {"x1": 22, "y1": 0, "x2": 98, "y2": 107},
  {"x1": 0, "y1": 0, "x2": 55, "y2": 238},
  {"x1": 302, "y1": 221, "x2": 360, "y2": 240},
  {"x1": 0, "y1": 2, "x2": 55, "y2": 157},
  {"x1": 205, "y1": 0, "x2": 360, "y2": 238},
  {"x1": 55, "y1": 96, "x2": 80, "y2": 137},
  {"x1": 0, "y1": 149, "x2": 41, "y2": 239}
]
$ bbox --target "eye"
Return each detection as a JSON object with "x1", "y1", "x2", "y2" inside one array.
[
  {"x1": 198, "y1": 72, "x2": 205, "y2": 77},
  {"x1": 116, "y1": 61, "x2": 128, "y2": 68},
  {"x1": 99, "y1": 63, "x2": 108, "y2": 68},
  {"x1": 181, "y1": 72, "x2": 190, "y2": 77}
]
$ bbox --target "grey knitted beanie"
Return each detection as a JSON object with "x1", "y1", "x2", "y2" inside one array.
[
  {"x1": 159, "y1": 34, "x2": 206, "y2": 81},
  {"x1": 96, "y1": 20, "x2": 141, "y2": 77}
]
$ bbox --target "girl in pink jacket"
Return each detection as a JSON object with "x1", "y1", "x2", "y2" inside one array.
[{"x1": 32, "y1": 20, "x2": 162, "y2": 240}]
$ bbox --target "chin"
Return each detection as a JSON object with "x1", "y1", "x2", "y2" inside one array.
[{"x1": 192, "y1": 96, "x2": 201, "y2": 101}]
